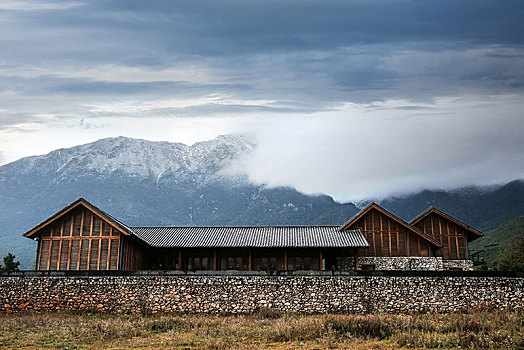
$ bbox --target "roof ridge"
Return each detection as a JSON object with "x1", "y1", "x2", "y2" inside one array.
[{"x1": 131, "y1": 225, "x2": 345, "y2": 228}]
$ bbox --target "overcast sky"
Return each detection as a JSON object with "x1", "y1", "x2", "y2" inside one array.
[{"x1": 1, "y1": 0, "x2": 523, "y2": 200}]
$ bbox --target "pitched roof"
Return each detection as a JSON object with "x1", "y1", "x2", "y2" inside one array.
[
  {"x1": 410, "y1": 206, "x2": 484, "y2": 240},
  {"x1": 338, "y1": 202, "x2": 443, "y2": 247},
  {"x1": 23, "y1": 198, "x2": 135, "y2": 239},
  {"x1": 130, "y1": 226, "x2": 369, "y2": 248},
  {"x1": 23, "y1": 198, "x2": 369, "y2": 249}
]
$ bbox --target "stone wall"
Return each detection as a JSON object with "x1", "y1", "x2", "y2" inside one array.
[
  {"x1": 1, "y1": 275, "x2": 522, "y2": 314},
  {"x1": 356, "y1": 257, "x2": 474, "y2": 271}
]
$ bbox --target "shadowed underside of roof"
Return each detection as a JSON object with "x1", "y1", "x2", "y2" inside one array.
[{"x1": 130, "y1": 226, "x2": 370, "y2": 248}]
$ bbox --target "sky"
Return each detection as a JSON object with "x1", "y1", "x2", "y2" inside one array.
[{"x1": 0, "y1": 0, "x2": 523, "y2": 201}]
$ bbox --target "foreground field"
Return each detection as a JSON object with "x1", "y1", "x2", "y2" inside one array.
[{"x1": 0, "y1": 310, "x2": 523, "y2": 349}]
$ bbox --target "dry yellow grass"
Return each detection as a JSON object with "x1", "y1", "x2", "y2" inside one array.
[{"x1": 0, "y1": 309, "x2": 522, "y2": 349}]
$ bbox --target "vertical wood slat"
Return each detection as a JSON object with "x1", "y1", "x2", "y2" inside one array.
[
  {"x1": 86, "y1": 212, "x2": 93, "y2": 268},
  {"x1": 371, "y1": 211, "x2": 376, "y2": 256},
  {"x1": 113, "y1": 227, "x2": 121, "y2": 270},
  {"x1": 387, "y1": 217, "x2": 392, "y2": 257},
  {"x1": 417, "y1": 237, "x2": 421, "y2": 256},
  {"x1": 213, "y1": 249, "x2": 217, "y2": 271},
  {"x1": 446, "y1": 222, "x2": 451, "y2": 260},
  {"x1": 97, "y1": 238, "x2": 102, "y2": 270},
  {"x1": 68, "y1": 213, "x2": 74, "y2": 270},
  {"x1": 455, "y1": 229, "x2": 460, "y2": 259},
  {"x1": 438, "y1": 217, "x2": 443, "y2": 256},
  {"x1": 354, "y1": 248, "x2": 359, "y2": 271},
  {"x1": 106, "y1": 239, "x2": 112, "y2": 271},
  {"x1": 319, "y1": 249, "x2": 323, "y2": 271},
  {"x1": 379, "y1": 213, "x2": 384, "y2": 256},
  {"x1": 248, "y1": 249, "x2": 252, "y2": 271},
  {"x1": 57, "y1": 222, "x2": 64, "y2": 270},
  {"x1": 76, "y1": 210, "x2": 84, "y2": 270},
  {"x1": 284, "y1": 249, "x2": 288, "y2": 270},
  {"x1": 46, "y1": 227, "x2": 53, "y2": 270}
]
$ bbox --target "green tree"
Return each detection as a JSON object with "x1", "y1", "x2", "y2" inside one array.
[
  {"x1": 497, "y1": 237, "x2": 524, "y2": 272},
  {"x1": 1, "y1": 253, "x2": 21, "y2": 271}
]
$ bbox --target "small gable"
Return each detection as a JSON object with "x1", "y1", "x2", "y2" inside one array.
[
  {"x1": 24, "y1": 198, "x2": 133, "y2": 239},
  {"x1": 340, "y1": 203, "x2": 441, "y2": 257}
]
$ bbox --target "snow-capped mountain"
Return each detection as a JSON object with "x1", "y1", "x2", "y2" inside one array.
[
  {"x1": 0, "y1": 134, "x2": 523, "y2": 269},
  {"x1": 0, "y1": 135, "x2": 359, "y2": 268},
  {"x1": 0, "y1": 134, "x2": 254, "y2": 185}
]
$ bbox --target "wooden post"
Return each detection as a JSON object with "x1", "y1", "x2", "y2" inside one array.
[
  {"x1": 354, "y1": 248, "x2": 359, "y2": 271},
  {"x1": 438, "y1": 217, "x2": 443, "y2": 249},
  {"x1": 107, "y1": 239, "x2": 112, "y2": 270},
  {"x1": 319, "y1": 249, "x2": 323, "y2": 271},
  {"x1": 455, "y1": 235, "x2": 460, "y2": 259},
  {"x1": 447, "y1": 222, "x2": 451, "y2": 259},
  {"x1": 46, "y1": 228, "x2": 53, "y2": 270},
  {"x1": 87, "y1": 239, "x2": 93, "y2": 269},
  {"x1": 97, "y1": 239, "x2": 102, "y2": 270},
  {"x1": 56, "y1": 222, "x2": 64, "y2": 270},
  {"x1": 248, "y1": 249, "x2": 252, "y2": 271},
  {"x1": 36, "y1": 238, "x2": 41, "y2": 270},
  {"x1": 371, "y1": 212, "x2": 376, "y2": 256},
  {"x1": 76, "y1": 239, "x2": 82, "y2": 270},
  {"x1": 284, "y1": 249, "x2": 288, "y2": 270},
  {"x1": 379, "y1": 213, "x2": 384, "y2": 256},
  {"x1": 406, "y1": 231, "x2": 410, "y2": 257},
  {"x1": 213, "y1": 249, "x2": 217, "y2": 271}
]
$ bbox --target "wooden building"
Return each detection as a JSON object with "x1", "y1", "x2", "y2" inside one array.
[
  {"x1": 24, "y1": 198, "x2": 482, "y2": 271},
  {"x1": 411, "y1": 207, "x2": 484, "y2": 260},
  {"x1": 338, "y1": 203, "x2": 443, "y2": 258},
  {"x1": 24, "y1": 198, "x2": 368, "y2": 271}
]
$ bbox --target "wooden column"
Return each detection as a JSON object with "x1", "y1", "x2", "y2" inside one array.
[
  {"x1": 107, "y1": 238, "x2": 112, "y2": 270},
  {"x1": 66, "y1": 214, "x2": 74, "y2": 270},
  {"x1": 354, "y1": 248, "x2": 359, "y2": 271},
  {"x1": 319, "y1": 249, "x2": 323, "y2": 271},
  {"x1": 57, "y1": 222, "x2": 64, "y2": 270},
  {"x1": 371, "y1": 212, "x2": 376, "y2": 256},
  {"x1": 248, "y1": 249, "x2": 252, "y2": 271},
  {"x1": 284, "y1": 249, "x2": 288, "y2": 270},
  {"x1": 46, "y1": 228, "x2": 53, "y2": 270},
  {"x1": 213, "y1": 249, "x2": 217, "y2": 271}
]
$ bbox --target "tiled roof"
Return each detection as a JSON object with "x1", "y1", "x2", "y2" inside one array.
[{"x1": 130, "y1": 226, "x2": 370, "y2": 248}]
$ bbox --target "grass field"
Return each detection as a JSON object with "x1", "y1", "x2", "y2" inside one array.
[{"x1": 0, "y1": 309, "x2": 523, "y2": 349}]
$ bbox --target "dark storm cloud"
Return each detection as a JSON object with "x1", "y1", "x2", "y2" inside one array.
[{"x1": 1, "y1": 0, "x2": 524, "y2": 111}]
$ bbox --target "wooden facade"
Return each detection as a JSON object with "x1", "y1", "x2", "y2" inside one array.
[
  {"x1": 339, "y1": 204, "x2": 440, "y2": 258},
  {"x1": 36, "y1": 206, "x2": 121, "y2": 271},
  {"x1": 412, "y1": 208, "x2": 483, "y2": 260},
  {"x1": 25, "y1": 199, "x2": 482, "y2": 272}
]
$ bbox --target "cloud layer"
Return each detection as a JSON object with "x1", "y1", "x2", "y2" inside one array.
[{"x1": 0, "y1": 0, "x2": 523, "y2": 200}]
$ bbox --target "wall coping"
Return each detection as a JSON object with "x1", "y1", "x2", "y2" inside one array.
[{"x1": 0, "y1": 270, "x2": 522, "y2": 278}]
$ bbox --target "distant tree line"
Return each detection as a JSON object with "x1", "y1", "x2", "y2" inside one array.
[{"x1": 497, "y1": 237, "x2": 524, "y2": 272}]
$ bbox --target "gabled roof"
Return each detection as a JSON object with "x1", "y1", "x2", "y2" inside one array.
[
  {"x1": 131, "y1": 226, "x2": 369, "y2": 248},
  {"x1": 338, "y1": 202, "x2": 443, "y2": 247},
  {"x1": 23, "y1": 198, "x2": 135, "y2": 239},
  {"x1": 410, "y1": 206, "x2": 484, "y2": 240},
  {"x1": 23, "y1": 198, "x2": 370, "y2": 249}
]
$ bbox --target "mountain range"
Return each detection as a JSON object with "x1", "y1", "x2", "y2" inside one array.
[{"x1": 1, "y1": 135, "x2": 522, "y2": 269}]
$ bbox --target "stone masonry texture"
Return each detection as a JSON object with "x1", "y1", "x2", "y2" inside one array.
[{"x1": 1, "y1": 275, "x2": 522, "y2": 314}]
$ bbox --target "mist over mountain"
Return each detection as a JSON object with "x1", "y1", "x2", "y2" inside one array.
[
  {"x1": 0, "y1": 135, "x2": 522, "y2": 269},
  {"x1": 0, "y1": 135, "x2": 360, "y2": 268}
]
